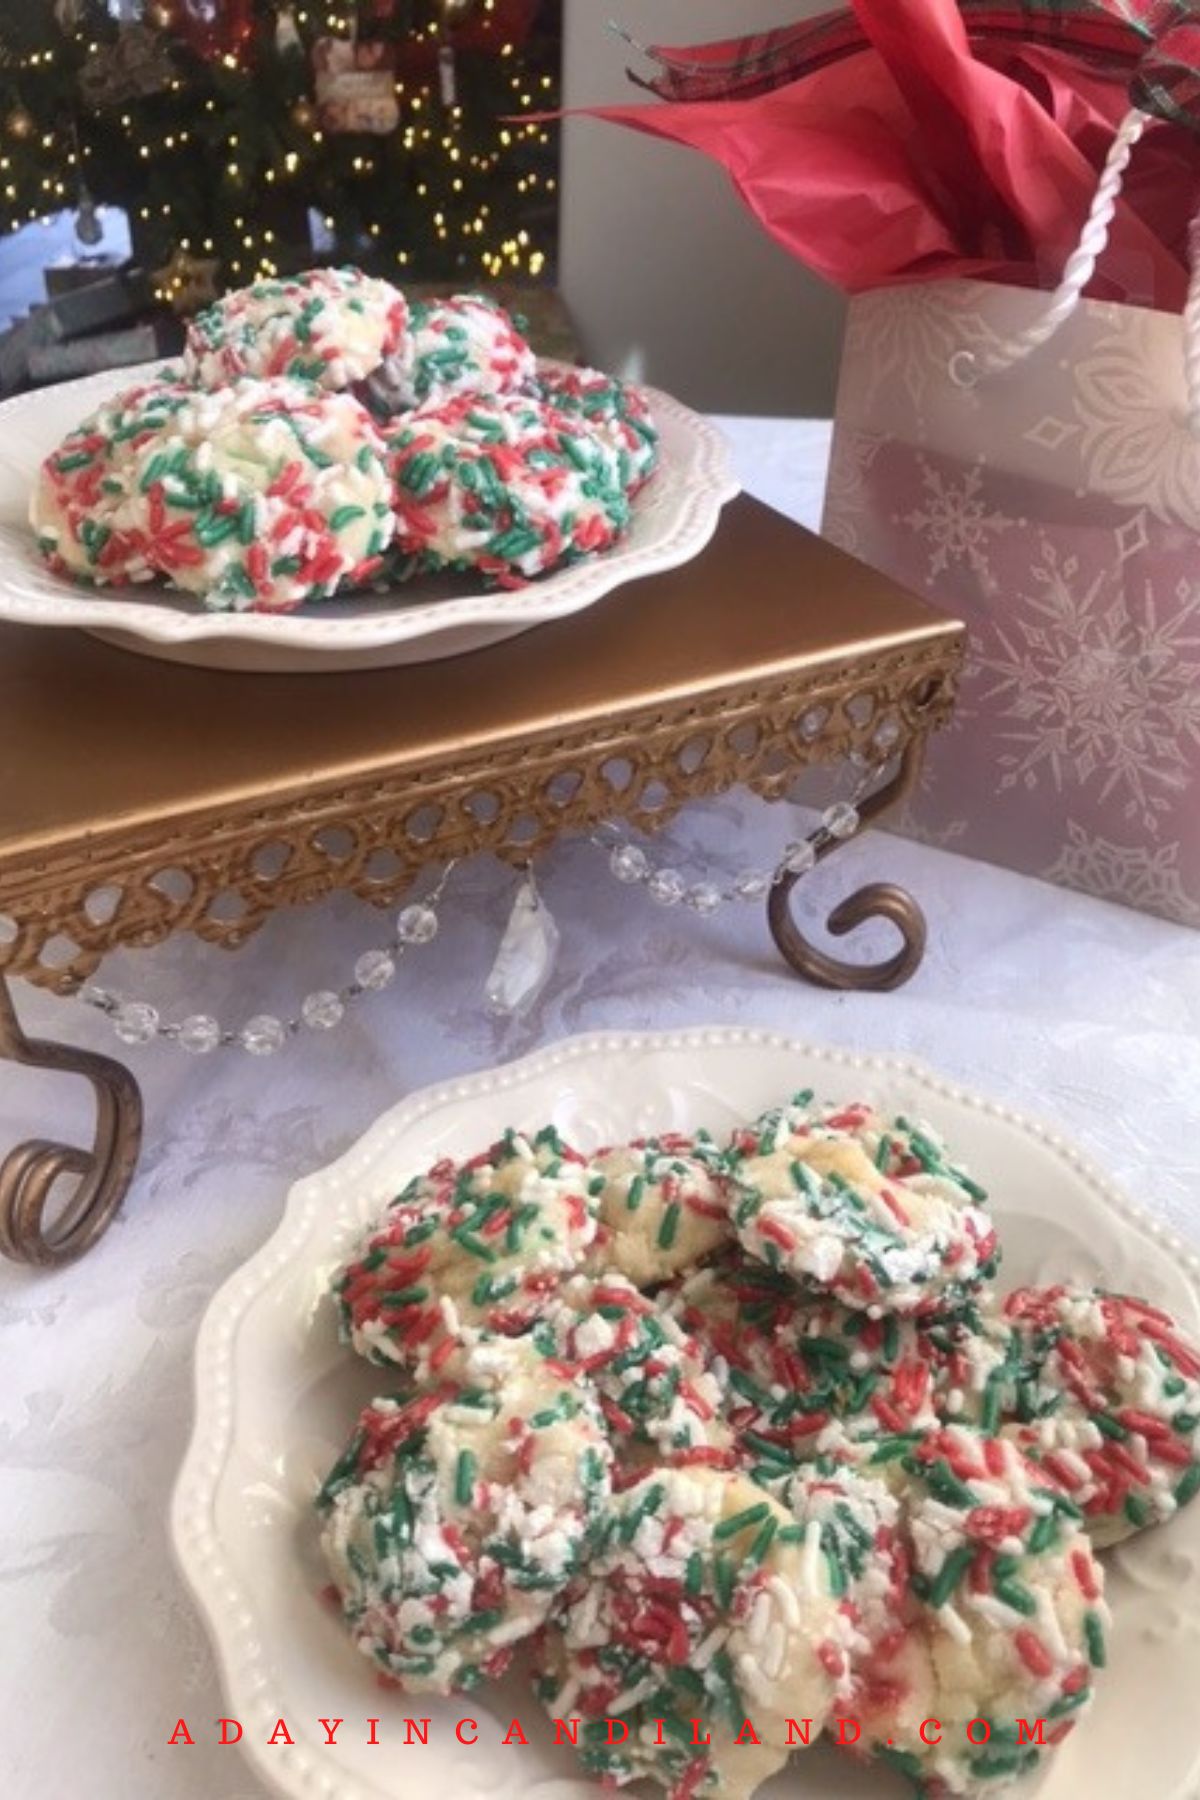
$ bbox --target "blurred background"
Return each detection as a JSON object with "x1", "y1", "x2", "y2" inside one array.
[{"x1": 0, "y1": 0, "x2": 843, "y2": 410}]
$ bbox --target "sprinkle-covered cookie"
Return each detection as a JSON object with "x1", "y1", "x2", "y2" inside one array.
[
  {"x1": 363, "y1": 291, "x2": 537, "y2": 418},
  {"x1": 727, "y1": 1095, "x2": 998, "y2": 1315},
  {"x1": 108, "y1": 379, "x2": 394, "y2": 612},
  {"x1": 586, "y1": 1130, "x2": 733, "y2": 1287},
  {"x1": 30, "y1": 375, "x2": 195, "y2": 585},
  {"x1": 984, "y1": 1284, "x2": 1200, "y2": 1547},
  {"x1": 533, "y1": 1466, "x2": 849, "y2": 1800},
  {"x1": 388, "y1": 391, "x2": 631, "y2": 585},
  {"x1": 184, "y1": 266, "x2": 407, "y2": 391},
  {"x1": 538, "y1": 363, "x2": 660, "y2": 494},
  {"x1": 531, "y1": 1272, "x2": 732, "y2": 1461},
  {"x1": 333, "y1": 1126, "x2": 602, "y2": 1378},
  {"x1": 775, "y1": 1462, "x2": 908, "y2": 1678},
  {"x1": 844, "y1": 1424, "x2": 1106, "y2": 1796},
  {"x1": 317, "y1": 1353, "x2": 612, "y2": 1694}
]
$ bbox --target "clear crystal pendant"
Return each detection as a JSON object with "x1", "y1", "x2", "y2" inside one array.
[{"x1": 485, "y1": 870, "x2": 559, "y2": 1018}]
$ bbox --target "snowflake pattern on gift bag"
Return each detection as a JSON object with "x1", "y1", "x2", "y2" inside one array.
[
  {"x1": 1046, "y1": 823, "x2": 1200, "y2": 926},
  {"x1": 971, "y1": 533, "x2": 1200, "y2": 831},
  {"x1": 823, "y1": 278, "x2": 1200, "y2": 927}
]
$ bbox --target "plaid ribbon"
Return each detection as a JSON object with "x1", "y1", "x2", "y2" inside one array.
[{"x1": 633, "y1": 1, "x2": 1200, "y2": 132}]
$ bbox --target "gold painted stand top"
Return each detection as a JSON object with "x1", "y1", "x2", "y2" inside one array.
[
  {"x1": 0, "y1": 494, "x2": 963, "y2": 1266},
  {"x1": 0, "y1": 495, "x2": 963, "y2": 998}
]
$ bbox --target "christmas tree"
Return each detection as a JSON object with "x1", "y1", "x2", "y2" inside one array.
[{"x1": 0, "y1": 0, "x2": 561, "y2": 304}]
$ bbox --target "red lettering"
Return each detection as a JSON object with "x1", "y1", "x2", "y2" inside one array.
[
  {"x1": 786, "y1": 1719, "x2": 813, "y2": 1747},
  {"x1": 319, "y1": 1720, "x2": 343, "y2": 1747},
  {"x1": 218, "y1": 1720, "x2": 242, "y2": 1746},
  {"x1": 733, "y1": 1719, "x2": 761, "y2": 1746},
  {"x1": 404, "y1": 1720, "x2": 431, "y2": 1746},
  {"x1": 605, "y1": 1718, "x2": 629, "y2": 1746},
  {"x1": 268, "y1": 1720, "x2": 294, "y2": 1747},
  {"x1": 836, "y1": 1718, "x2": 861, "y2": 1747},
  {"x1": 502, "y1": 1719, "x2": 528, "y2": 1747},
  {"x1": 919, "y1": 1719, "x2": 942, "y2": 1746},
  {"x1": 967, "y1": 1719, "x2": 991, "y2": 1747},
  {"x1": 367, "y1": 1718, "x2": 380, "y2": 1746},
  {"x1": 553, "y1": 1719, "x2": 580, "y2": 1746},
  {"x1": 690, "y1": 1720, "x2": 712, "y2": 1746},
  {"x1": 456, "y1": 1720, "x2": 478, "y2": 1746},
  {"x1": 651, "y1": 1719, "x2": 665, "y2": 1746},
  {"x1": 167, "y1": 1720, "x2": 194, "y2": 1747},
  {"x1": 1018, "y1": 1720, "x2": 1046, "y2": 1746}
]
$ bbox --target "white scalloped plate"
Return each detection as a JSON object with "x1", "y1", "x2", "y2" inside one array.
[
  {"x1": 0, "y1": 362, "x2": 738, "y2": 672},
  {"x1": 172, "y1": 1028, "x2": 1200, "y2": 1800}
]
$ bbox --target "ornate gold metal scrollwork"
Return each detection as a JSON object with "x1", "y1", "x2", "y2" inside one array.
[
  {"x1": 767, "y1": 738, "x2": 930, "y2": 992},
  {"x1": 0, "y1": 978, "x2": 143, "y2": 1266}
]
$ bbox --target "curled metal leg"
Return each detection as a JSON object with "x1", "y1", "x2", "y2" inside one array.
[
  {"x1": 0, "y1": 976, "x2": 143, "y2": 1267},
  {"x1": 767, "y1": 739, "x2": 929, "y2": 993}
]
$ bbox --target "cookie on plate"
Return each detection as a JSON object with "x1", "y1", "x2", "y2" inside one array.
[
  {"x1": 317, "y1": 1350, "x2": 611, "y2": 1694},
  {"x1": 333, "y1": 1125, "x2": 602, "y2": 1378},
  {"x1": 982, "y1": 1284, "x2": 1200, "y2": 1546},
  {"x1": 184, "y1": 266, "x2": 407, "y2": 391},
  {"x1": 532, "y1": 1271, "x2": 731, "y2": 1461},
  {"x1": 533, "y1": 1465, "x2": 850, "y2": 1800},
  {"x1": 30, "y1": 375, "x2": 195, "y2": 586},
  {"x1": 111, "y1": 379, "x2": 394, "y2": 612},
  {"x1": 727, "y1": 1094, "x2": 998, "y2": 1315},
  {"x1": 538, "y1": 363, "x2": 660, "y2": 494},
  {"x1": 843, "y1": 1424, "x2": 1107, "y2": 1795},
  {"x1": 388, "y1": 391, "x2": 630, "y2": 585}
]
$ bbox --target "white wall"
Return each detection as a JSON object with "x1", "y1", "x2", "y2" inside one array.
[{"x1": 560, "y1": 0, "x2": 845, "y2": 416}]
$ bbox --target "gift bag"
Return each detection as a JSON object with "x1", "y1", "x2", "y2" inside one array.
[{"x1": 823, "y1": 275, "x2": 1200, "y2": 926}]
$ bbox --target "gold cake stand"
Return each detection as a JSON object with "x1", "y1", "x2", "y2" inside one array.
[{"x1": 0, "y1": 496, "x2": 963, "y2": 1267}]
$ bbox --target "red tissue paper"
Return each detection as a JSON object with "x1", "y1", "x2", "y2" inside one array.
[{"x1": 590, "y1": 0, "x2": 1200, "y2": 312}]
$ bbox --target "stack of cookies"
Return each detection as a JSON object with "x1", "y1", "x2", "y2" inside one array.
[
  {"x1": 30, "y1": 267, "x2": 658, "y2": 613},
  {"x1": 315, "y1": 1099, "x2": 1200, "y2": 1799}
]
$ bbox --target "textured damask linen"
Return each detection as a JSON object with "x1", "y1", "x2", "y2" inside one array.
[{"x1": 824, "y1": 278, "x2": 1200, "y2": 927}]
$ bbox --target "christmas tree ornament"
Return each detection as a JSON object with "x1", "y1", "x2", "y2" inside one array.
[
  {"x1": 149, "y1": 1, "x2": 178, "y2": 29},
  {"x1": 313, "y1": 36, "x2": 400, "y2": 134},
  {"x1": 275, "y1": 6, "x2": 301, "y2": 54},
  {"x1": 484, "y1": 867, "x2": 559, "y2": 1018},
  {"x1": 79, "y1": 24, "x2": 175, "y2": 109},
  {"x1": 152, "y1": 245, "x2": 221, "y2": 315},
  {"x1": 74, "y1": 185, "x2": 103, "y2": 247},
  {"x1": 6, "y1": 106, "x2": 34, "y2": 141},
  {"x1": 290, "y1": 96, "x2": 317, "y2": 132}
]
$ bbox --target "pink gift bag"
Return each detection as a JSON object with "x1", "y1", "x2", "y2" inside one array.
[{"x1": 823, "y1": 274, "x2": 1200, "y2": 927}]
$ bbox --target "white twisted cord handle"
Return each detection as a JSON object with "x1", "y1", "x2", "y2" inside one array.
[{"x1": 949, "y1": 106, "x2": 1151, "y2": 388}]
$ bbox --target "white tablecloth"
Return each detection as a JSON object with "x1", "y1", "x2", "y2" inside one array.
[{"x1": 3, "y1": 420, "x2": 1198, "y2": 1800}]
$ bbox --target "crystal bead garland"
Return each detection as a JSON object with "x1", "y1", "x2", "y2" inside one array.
[
  {"x1": 76, "y1": 864, "x2": 457, "y2": 1056},
  {"x1": 593, "y1": 758, "x2": 886, "y2": 911}
]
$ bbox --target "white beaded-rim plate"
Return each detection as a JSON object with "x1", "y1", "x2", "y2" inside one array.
[
  {"x1": 0, "y1": 361, "x2": 738, "y2": 672},
  {"x1": 172, "y1": 1027, "x2": 1200, "y2": 1800}
]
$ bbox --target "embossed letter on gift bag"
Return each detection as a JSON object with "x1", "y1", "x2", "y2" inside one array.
[{"x1": 824, "y1": 275, "x2": 1200, "y2": 927}]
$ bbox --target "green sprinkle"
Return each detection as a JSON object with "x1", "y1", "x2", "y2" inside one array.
[
  {"x1": 658, "y1": 1203, "x2": 681, "y2": 1251},
  {"x1": 713, "y1": 1502, "x2": 770, "y2": 1542},
  {"x1": 744, "y1": 1515, "x2": 778, "y2": 1567},
  {"x1": 626, "y1": 1175, "x2": 646, "y2": 1213},
  {"x1": 1027, "y1": 1512, "x2": 1059, "y2": 1554},
  {"x1": 330, "y1": 504, "x2": 367, "y2": 531},
  {"x1": 1175, "y1": 1463, "x2": 1200, "y2": 1508},
  {"x1": 714, "y1": 1553, "x2": 737, "y2": 1609},
  {"x1": 380, "y1": 1285, "x2": 428, "y2": 1307},
  {"x1": 1093, "y1": 1412, "x2": 1130, "y2": 1441},
  {"x1": 929, "y1": 1544, "x2": 975, "y2": 1608},
  {"x1": 1125, "y1": 1493, "x2": 1152, "y2": 1528},
  {"x1": 1084, "y1": 1610, "x2": 1106, "y2": 1668},
  {"x1": 685, "y1": 1551, "x2": 704, "y2": 1596},
  {"x1": 455, "y1": 1449, "x2": 477, "y2": 1506}
]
